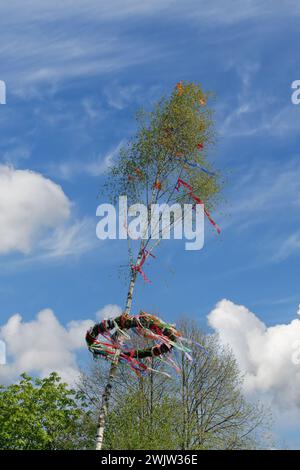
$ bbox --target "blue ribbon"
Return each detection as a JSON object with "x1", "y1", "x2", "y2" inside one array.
[{"x1": 184, "y1": 159, "x2": 215, "y2": 177}]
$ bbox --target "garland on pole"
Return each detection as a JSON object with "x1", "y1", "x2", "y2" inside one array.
[
  {"x1": 90, "y1": 81, "x2": 220, "y2": 450},
  {"x1": 86, "y1": 312, "x2": 195, "y2": 377}
]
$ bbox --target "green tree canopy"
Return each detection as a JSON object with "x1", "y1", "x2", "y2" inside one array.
[
  {"x1": 106, "y1": 81, "x2": 221, "y2": 211},
  {"x1": 0, "y1": 372, "x2": 95, "y2": 450},
  {"x1": 80, "y1": 320, "x2": 272, "y2": 450}
]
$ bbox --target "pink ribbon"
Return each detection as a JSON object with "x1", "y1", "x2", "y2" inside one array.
[
  {"x1": 176, "y1": 178, "x2": 221, "y2": 234},
  {"x1": 131, "y1": 248, "x2": 156, "y2": 283}
]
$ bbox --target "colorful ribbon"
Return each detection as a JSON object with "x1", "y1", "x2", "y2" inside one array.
[
  {"x1": 86, "y1": 312, "x2": 196, "y2": 377},
  {"x1": 175, "y1": 178, "x2": 192, "y2": 192},
  {"x1": 128, "y1": 167, "x2": 144, "y2": 182},
  {"x1": 176, "y1": 81, "x2": 184, "y2": 96},
  {"x1": 174, "y1": 146, "x2": 214, "y2": 176},
  {"x1": 183, "y1": 158, "x2": 215, "y2": 177},
  {"x1": 175, "y1": 178, "x2": 221, "y2": 234},
  {"x1": 154, "y1": 179, "x2": 162, "y2": 190},
  {"x1": 131, "y1": 248, "x2": 156, "y2": 283}
]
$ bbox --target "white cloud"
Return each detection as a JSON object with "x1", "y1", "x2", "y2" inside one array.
[
  {"x1": 208, "y1": 299, "x2": 300, "y2": 409},
  {"x1": 0, "y1": 165, "x2": 71, "y2": 254},
  {"x1": 0, "y1": 304, "x2": 122, "y2": 385},
  {"x1": 96, "y1": 304, "x2": 122, "y2": 320},
  {"x1": 0, "y1": 309, "x2": 89, "y2": 384},
  {"x1": 297, "y1": 305, "x2": 300, "y2": 316}
]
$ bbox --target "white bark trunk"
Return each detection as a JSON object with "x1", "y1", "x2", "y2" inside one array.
[
  {"x1": 95, "y1": 362, "x2": 116, "y2": 450},
  {"x1": 95, "y1": 251, "x2": 141, "y2": 450}
]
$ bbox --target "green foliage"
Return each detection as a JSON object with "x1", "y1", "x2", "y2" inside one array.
[
  {"x1": 104, "y1": 392, "x2": 179, "y2": 450},
  {"x1": 0, "y1": 324, "x2": 272, "y2": 451},
  {"x1": 105, "y1": 81, "x2": 221, "y2": 210},
  {"x1": 0, "y1": 372, "x2": 95, "y2": 450},
  {"x1": 81, "y1": 321, "x2": 272, "y2": 450}
]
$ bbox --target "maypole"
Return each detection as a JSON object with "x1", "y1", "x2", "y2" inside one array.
[{"x1": 86, "y1": 81, "x2": 222, "y2": 450}]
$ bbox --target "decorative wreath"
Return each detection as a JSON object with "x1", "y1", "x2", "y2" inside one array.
[{"x1": 85, "y1": 312, "x2": 191, "y2": 376}]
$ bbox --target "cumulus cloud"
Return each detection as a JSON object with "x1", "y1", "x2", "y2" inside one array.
[
  {"x1": 0, "y1": 309, "x2": 89, "y2": 384},
  {"x1": 208, "y1": 299, "x2": 300, "y2": 409},
  {"x1": 0, "y1": 304, "x2": 122, "y2": 385},
  {"x1": 96, "y1": 304, "x2": 122, "y2": 320},
  {"x1": 0, "y1": 165, "x2": 70, "y2": 254}
]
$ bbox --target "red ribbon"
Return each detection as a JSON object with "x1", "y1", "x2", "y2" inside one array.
[
  {"x1": 176, "y1": 178, "x2": 192, "y2": 192},
  {"x1": 176, "y1": 178, "x2": 221, "y2": 234},
  {"x1": 176, "y1": 81, "x2": 184, "y2": 96},
  {"x1": 131, "y1": 248, "x2": 156, "y2": 283}
]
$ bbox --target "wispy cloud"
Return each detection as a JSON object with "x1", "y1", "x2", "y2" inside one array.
[
  {"x1": 0, "y1": 1, "x2": 174, "y2": 24},
  {"x1": 38, "y1": 217, "x2": 97, "y2": 259},
  {"x1": 2, "y1": 1, "x2": 299, "y2": 27},
  {"x1": 217, "y1": 157, "x2": 300, "y2": 266},
  {"x1": 51, "y1": 140, "x2": 125, "y2": 180},
  {"x1": 220, "y1": 101, "x2": 300, "y2": 139},
  {"x1": 185, "y1": 0, "x2": 300, "y2": 25},
  {"x1": 0, "y1": 2, "x2": 166, "y2": 94},
  {"x1": 82, "y1": 98, "x2": 101, "y2": 120},
  {"x1": 1, "y1": 217, "x2": 100, "y2": 273},
  {"x1": 1, "y1": 145, "x2": 32, "y2": 165},
  {"x1": 2, "y1": 1, "x2": 299, "y2": 96},
  {"x1": 104, "y1": 83, "x2": 142, "y2": 110},
  {"x1": 273, "y1": 232, "x2": 300, "y2": 262},
  {"x1": 222, "y1": 157, "x2": 300, "y2": 230}
]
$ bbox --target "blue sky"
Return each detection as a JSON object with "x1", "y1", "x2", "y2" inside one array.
[{"x1": 0, "y1": 0, "x2": 300, "y2": 448}]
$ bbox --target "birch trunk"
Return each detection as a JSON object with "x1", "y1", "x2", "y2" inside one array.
[
  {"x1": 95, "y1": 253, "x2": 140, "y2": 450},
  {"x1": 95, "y1": 185, "x2": 154, "y2": 450}
]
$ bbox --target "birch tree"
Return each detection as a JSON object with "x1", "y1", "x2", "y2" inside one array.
[
  {"x1": 80, "y1": 321, "x2": 271, "y2": 450},
  {"x1": 95, "y1": 81, "x2": 222, "y2": 449}
]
